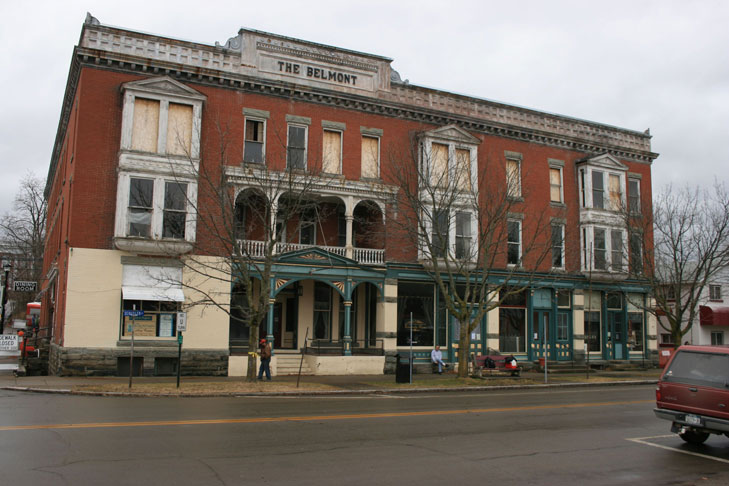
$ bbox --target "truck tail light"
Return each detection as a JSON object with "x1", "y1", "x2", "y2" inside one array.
[{"x1": 656, "y1": 386, "x2": 661, "y2": 402}]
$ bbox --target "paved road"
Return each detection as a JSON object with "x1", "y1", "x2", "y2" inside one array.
[{"x1": 1, "y1": 385, "x2": 727, "y2": 485}]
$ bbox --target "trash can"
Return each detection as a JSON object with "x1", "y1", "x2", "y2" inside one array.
[{"x1": 396, "y1": 352, "x2": 411, "y2": 383}]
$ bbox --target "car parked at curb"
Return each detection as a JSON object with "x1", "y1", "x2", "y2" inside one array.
[{"x1": 654, "y1": 344, "x2": 729, "y2": 444}]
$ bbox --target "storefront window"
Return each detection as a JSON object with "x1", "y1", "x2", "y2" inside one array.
[
  {"x1": 585, "y1": 311, "x2": 601, "y2": 352},
  {"x1": 499, "y1": 308, "x2": 525, "y2": 352},
  {"x1": 628, "y1": 312, "x2": 643, "y2": 351},
  {"x1": 122, "y1": 300, "x2": 179, "y2": 338},
  {"x1": 397, "y1": 282, "x2": 434, "y2": 346}
]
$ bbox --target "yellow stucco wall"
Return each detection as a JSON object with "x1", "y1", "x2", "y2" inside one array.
[
  {"x1": 180, "y1": 256, "x2": 230, "y2": 349},
  {"x1": 63, "y1": 249, "x2": 229, "y2": 350},
  {"x1": 64, "y1": 248, "x2": 124, "y2": 347}
]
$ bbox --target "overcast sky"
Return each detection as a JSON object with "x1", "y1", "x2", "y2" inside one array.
[{"x1": 1, "y1": 0, "x2": 727, "y2": 217}]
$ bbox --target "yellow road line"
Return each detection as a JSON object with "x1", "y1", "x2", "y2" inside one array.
[{"x1": 0, "y1": 399, "x2": 652, "y2": 431}]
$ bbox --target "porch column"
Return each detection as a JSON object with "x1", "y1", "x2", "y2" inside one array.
[
  {"x1": 345, "y1": 213, "x2": 354, "y2": 259},
  {"x1": 343, "y1": 300, "x2": 353, "y2": 356},
  {"x1": 267, "y1": 298, "x2": 275, "y2": 355},
  {"x1": 270, "y1": 199, "x2": 279, "y2": 251}
]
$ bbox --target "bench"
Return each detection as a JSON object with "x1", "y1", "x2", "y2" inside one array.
[{"x1": 472, "y1": 354, "x2": 521, "y2": 377}]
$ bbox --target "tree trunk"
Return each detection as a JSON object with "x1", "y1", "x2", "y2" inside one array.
[{"x1": 246, "y1": 324, "x2": 259, "y2": 382}]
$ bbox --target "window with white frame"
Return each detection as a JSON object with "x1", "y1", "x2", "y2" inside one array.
[
  {"x1": 121, "y1": 77, "x2": 204, "y2": 159},
  {"x1": 710, "y1": 284, "x2": 722, "y2": 301},
  {"x1": 628, "y1": 177, "x2": 641, "y2": 214},
  {"x1": 507, "y1": 219, "x2": 522, "y2": 265},
  {"x1": 431, "y1": 143, "x2": 449, "y2": 187},
  {"x1": 582, "y1": 226, "x2": 626, "y2": 272},
  {"x1": 577, "y1": 155, "x2": 628, "y2": 211},
  {"x1": 128, "y1": 178, "x2": 154, "y2": 237},
  {"x1": 611, "y1": 229, "x2": 623, "y2": 272},
  {"x1": 506, "y1": 152, "x2": 522, "y2": 198},
  {"x1": 711, "y1": 331, "x2": 724, "y2": 345},
  {"x1": 549, "y1": 163, "x2": 563, "y2": 204},
  {"x1": 244, "y1": 118, "x2": 265, "y2": 163},
  {"x1": 163, "y1": 182, "x2": 188, "y2": 239},
  {"x1": 551, "y1": 223, "x2": 565, "y2": 268},
  {"x1": 431, "y1": 209, "x2": 449, "y2": 258},
  {"x1": 455, "y1": 212, "x2": 472, "y2": 259},
  {"x1": 121, "y1": 175, "x2": 195, "y2": 242}
]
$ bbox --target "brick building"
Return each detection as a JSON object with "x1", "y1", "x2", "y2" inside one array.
[{"x1": 41, "y1": 14, "x2": 658, "y2": 376}]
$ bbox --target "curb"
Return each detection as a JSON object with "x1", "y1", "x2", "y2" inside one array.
[{"x1": 1, "y1": 379, "x2": 658, "y2": 398}]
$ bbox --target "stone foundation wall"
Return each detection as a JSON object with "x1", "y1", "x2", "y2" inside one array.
[{"x1": 49, "y1": 343, "x2": 228, "y2": 376}]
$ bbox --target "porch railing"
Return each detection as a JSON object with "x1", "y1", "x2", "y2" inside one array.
[
  {"x1": 304, "y1": 338, "x2": 384, "y2": 356},
  {"x1": 237, "y1": 240, "x2": 385, "y2": 265}
]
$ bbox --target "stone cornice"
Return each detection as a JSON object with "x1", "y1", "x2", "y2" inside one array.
[{"x1": 72, "y1": 47, "x2": 658, "y2": 163}]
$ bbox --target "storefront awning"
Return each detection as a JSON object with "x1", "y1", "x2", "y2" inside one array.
[
  {"x1": 122, "y1": 286, "x2": 185, "y2": 302},
  {"x1": 699, "y1": 305, "x2": 729, "y2": 326}
]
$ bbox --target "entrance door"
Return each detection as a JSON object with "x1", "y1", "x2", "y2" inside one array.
[
  {"x1": 533, "y1": 310, "x2": 555, "y2": 360},
  {"x1": 607, "y1": 311, "x2": 626, "y2": 360}
]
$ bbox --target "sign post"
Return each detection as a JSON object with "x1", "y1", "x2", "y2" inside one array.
[
  {"x1": 176, "y1": 312, "x2": 187, "y2": 388},
  {"x1": 123, "y1": 306, "x2": 144, "y2": 388}
]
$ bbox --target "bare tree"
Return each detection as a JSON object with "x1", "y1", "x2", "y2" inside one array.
[
  {"x1": 628, "y1": 182, "x2": 729, "y2": 346},
  {"x1": 159, "y1": 116, "x2": 335, "y2": 381},
  {"x1": 0, "y1": 172, "x2": 47, "y2": 316},
  {"x1": 387, "y1": 130, "x2": 556, "y2": 377}
]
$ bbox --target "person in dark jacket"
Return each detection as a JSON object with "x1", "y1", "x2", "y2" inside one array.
[{"x1": 258, "y1": 338, "x2": 272, "y2": 381}]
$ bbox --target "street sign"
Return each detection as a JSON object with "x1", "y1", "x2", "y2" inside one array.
[
  {"x1": 176, "y1": 312, "x2": 187, "y2": 332},
  {"x1": 123, "y1": 309, "x2": 144, "y2": 318},
  {"x1": 0, "y1": 334, "x2": 19, "y2": 351},
  {"x1": 13, "y1": 281, "x2": 37, "y2": 292}
]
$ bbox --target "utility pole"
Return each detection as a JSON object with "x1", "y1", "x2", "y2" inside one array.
[{"x1": 1, "y1": 261, "x2": 11, "y2": 332}]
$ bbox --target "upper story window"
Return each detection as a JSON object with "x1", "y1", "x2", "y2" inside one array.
[
  {"x1": 628, "y1": 176, "x2": 641, "y2": 214},
  {"x1": 121, "y1": 77, "x2": 205, "y2": 159},
  {"x1": 549, "y1": 159, "x2": 564, "y2": 204},
  {"x1": 455, "y1": 212, "x2": 472, "y2": 259},
  {"x1": 243, "y1": 108, "x2": 269, "y2": 164},
  {"x1": 551, "y1": 222, "x2": 565, "y2": 269},
  {"x1": 361, "y1": 127, "x2": 383, "y2": 179},
  {"x1": 286, "y1": 115, "x2": 311, "y2": 170},
  {"x1": 322, "y1": 121, "x2": 346, "y2": 175},
  {"x1": 577, "y1": 154, "x2": 629, "y2": 212},
  {"x1": 710, "y1": 284, "x2": 722, "y2": 301},
  {"x1": 420, "y1": 125, "x2": 479, "y2": 194},
  {"x1": 128, "y1": 178, "x2": 154, "y2": 237},
  {"x1": 581, "y1": 225, "x2": 626, "y2": 273},
  {"x1": 126, "y1": 176, "x2": 190, "y2": 239},
  {"x1": 507, "y1": 218, "x2": 522, "y2": 266},
  {"x1": 506, "y1": 151, "x2": 522, "y2": 199}
]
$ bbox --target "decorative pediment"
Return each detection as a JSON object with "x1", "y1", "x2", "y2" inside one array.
[
  {"x1": 276, "y1": 247, "x2": 359, "y2": 267},
  {"x1": 577, "y1": 153, "x2": 629, "y2": 171},
  {"x1": 422, "y1": 124, "x2": 481, "y2": 145},
  {"x1": 121, "y1": 76, "x2": 207, "y2": 101}
]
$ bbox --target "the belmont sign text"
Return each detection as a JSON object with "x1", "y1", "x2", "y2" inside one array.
[{"x1": 277, "y1": 61, "x2": 358, "y2": 86}]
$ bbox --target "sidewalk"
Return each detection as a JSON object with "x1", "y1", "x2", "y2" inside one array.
[{"x1": 0, "y1": 368, "x2": 661, "y2": 397}]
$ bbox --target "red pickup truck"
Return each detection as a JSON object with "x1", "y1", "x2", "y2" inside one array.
[{"x1": 654, "y1": 344, "x2": 729, "y2": 444}]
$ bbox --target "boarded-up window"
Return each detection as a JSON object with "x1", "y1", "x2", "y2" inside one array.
[
  {"x1": 166, "y1": 103, "x2": 193, "y2": 156},
  {"x1": 431, "y1": 143, "x2": 449, "y2": 186},
  {"x1": 550, "y1": 167, "x2": 562, "y2": 202},
  {"x1": 455, "y1": 148, "x2": 471, "y2": 190},
  {"x1": 323, "y1": 130, "x2": 342, "y2": 174},
  {"x1": 506, "y1": 159, "x2": 521, "y2": 197},
  {"x1": 131, "y1": 98, "x2": 160, "y2": 152},
  {"x1": 361, "y1": 136, "x2": 379, "y2": 179},
  {"x1": 609, "y1": 174, "x2": 621, "y2": 210}
]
